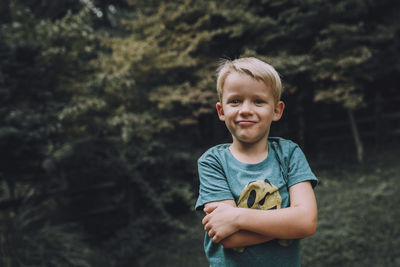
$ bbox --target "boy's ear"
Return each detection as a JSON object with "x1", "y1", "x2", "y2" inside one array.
[
  {"x1": 216, "y1": 102, "x2": 225, "y2": 121},
  {"x1": 273, "y1": 101, "x2": 285, "y2": 122}
]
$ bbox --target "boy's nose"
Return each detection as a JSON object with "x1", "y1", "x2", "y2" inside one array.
[{"x1": 239, "y1": 101, "x2": 253, "y2": 115}]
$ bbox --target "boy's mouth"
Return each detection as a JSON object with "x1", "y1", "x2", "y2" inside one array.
[{"x1": 237, "y1": 120, "x2": 257, "y2": 125}]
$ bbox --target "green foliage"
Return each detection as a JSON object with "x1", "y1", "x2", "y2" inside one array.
[
  {"x1": 302, "y1": 150, "x2": 400, "y2": 266},
  {"x1": 311, "y1": 0, "x2": 400, "y2": 110},
  {"x1": 0, "y1": 0, "x2": 99, "y2": 199},
  {"x1": 0, "y1": 3, "x2": 108, "y2": 266},
  {"x1": 1, "y1": 0, "x2": 400, "y2": 266},
  {"x1": 0, "y1": 200, "x2": 94, "y2": 267}
]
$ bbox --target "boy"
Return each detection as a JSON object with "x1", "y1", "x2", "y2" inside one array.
[{"x1": 195, "y1": 57, "x2": 318, "y2": 266}]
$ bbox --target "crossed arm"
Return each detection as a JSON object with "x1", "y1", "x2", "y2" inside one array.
[{"x1": 202, "y1": 181, "x2": 317, "y2": 248}]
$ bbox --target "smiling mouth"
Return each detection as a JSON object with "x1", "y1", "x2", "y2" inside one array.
[{"x1": 237, "y1": 120, "x2": 256, "y2": 125}]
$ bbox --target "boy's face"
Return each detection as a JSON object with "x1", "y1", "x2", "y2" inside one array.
[{"x1": 216, "y1": 72, "x2": 284, "y2": 146}]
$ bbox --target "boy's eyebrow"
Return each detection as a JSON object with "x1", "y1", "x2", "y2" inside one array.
[
  {"x1": 224, "y1": 93, "x2": 242, "y2": 100},
  {"x1": 224, "y1": 91, "x2": 240, "y2": 96},
  {"x1": 225, "y1": 93, "x2": 241, "y2": 97}
]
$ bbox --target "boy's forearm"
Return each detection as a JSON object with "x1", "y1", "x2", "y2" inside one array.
[
  {"x1": 220, "y1": 230, "x2": 273, "y2": 249},
  {"x1": 203, "y1": 182, "x2": 317, "y2": 243},
  {"x1": 235, "y1": 182, "x2": 317, "y2": 239},
  {"x1": 236, "y1": 205, "x2": 316, "y2": 239}
]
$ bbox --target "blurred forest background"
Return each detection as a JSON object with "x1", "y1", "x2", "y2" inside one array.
[{"x1": 1, "y1": 0, "x2": 399, "y2": 266}]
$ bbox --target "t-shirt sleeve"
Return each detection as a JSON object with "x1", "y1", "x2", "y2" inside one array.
[
  {"x1": 195, "y1": 150, "x2": 234, "y2": 211},
  {"x1": 287, "y1": 142, "x2": 318, "y2": 188}
]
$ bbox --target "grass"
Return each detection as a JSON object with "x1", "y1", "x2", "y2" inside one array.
[
  {"x1": 135, "y1": 212, "x2": 208, "y2": 267},
  {"x1": 2, "y1": 147, "x2": 399, "y2": 266},
  {"x1": 302, "y1": 148, "x2": 400, "y2": 266},
  {"x1": 143, "y1": 147, "x2": 400, "y2": 267}
]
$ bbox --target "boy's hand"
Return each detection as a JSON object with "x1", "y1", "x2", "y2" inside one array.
[{"x1": 202, "y1": 202, "x2": 241, "y2": 243}]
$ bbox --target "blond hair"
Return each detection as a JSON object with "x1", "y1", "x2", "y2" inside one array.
[{"x1": 216, "y1": 57, "x2": 282, "y2": 103}]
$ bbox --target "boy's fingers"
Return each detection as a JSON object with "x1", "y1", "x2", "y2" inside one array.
[
  {"x1": 204, "y1": 219, "x2": 213, "y2": 231},
  {"x1": 208, "y1": 229, "x2": 221, "y2": 243},
  {"x1": 213, "y1": 234, "x2": 221, "y2": 243},
  {"x1": 202, "y1": 214, "x2": 210, "y2": 226},
  {"x1": 204, "y1": 203, "x2": 219, "y2": 213},
  {"x1": 208, "y1": 229, "x2": 214, "y2": 237},
  {"x1": 201, "y1": 215, "x2": 207, "y2": 225}
]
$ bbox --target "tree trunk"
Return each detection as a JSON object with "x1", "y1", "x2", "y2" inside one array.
[
  {"x1": 347, "y1": 109, "x2": 364, "y2": 163},
  {"x1": 297, "y1": 89, "x2": 306, "y2": 149},
  {"x1": 375, "y1": 89, "x2": 383, "y2": 150}
]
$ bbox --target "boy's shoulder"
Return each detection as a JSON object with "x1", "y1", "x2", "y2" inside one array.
[
  {"x1": 268, "y1": 137, "x2": 297, "y2": 150},
  {"x1": 269, "y1": 137, "x2": 303, "y2": 163},
  {"x1": 198, "y1": 143, "x2": 231, "y2": 162}
]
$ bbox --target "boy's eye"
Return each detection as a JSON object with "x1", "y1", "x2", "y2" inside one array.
[
  {"x1": 230, "y1": 99, "x2": 241, "y2": 104},
  {"x1": 254, "y1": 99, "x2": 265, "y2": 104}
]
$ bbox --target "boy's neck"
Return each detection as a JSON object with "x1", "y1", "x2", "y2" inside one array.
[{"x1": 229, "y1": 138, "x2": 269, "y2": 164}]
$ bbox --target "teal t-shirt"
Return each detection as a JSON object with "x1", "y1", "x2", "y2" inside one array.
[{"x1": 195, "y1": 137, "x2": 318, "y2": 267}]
